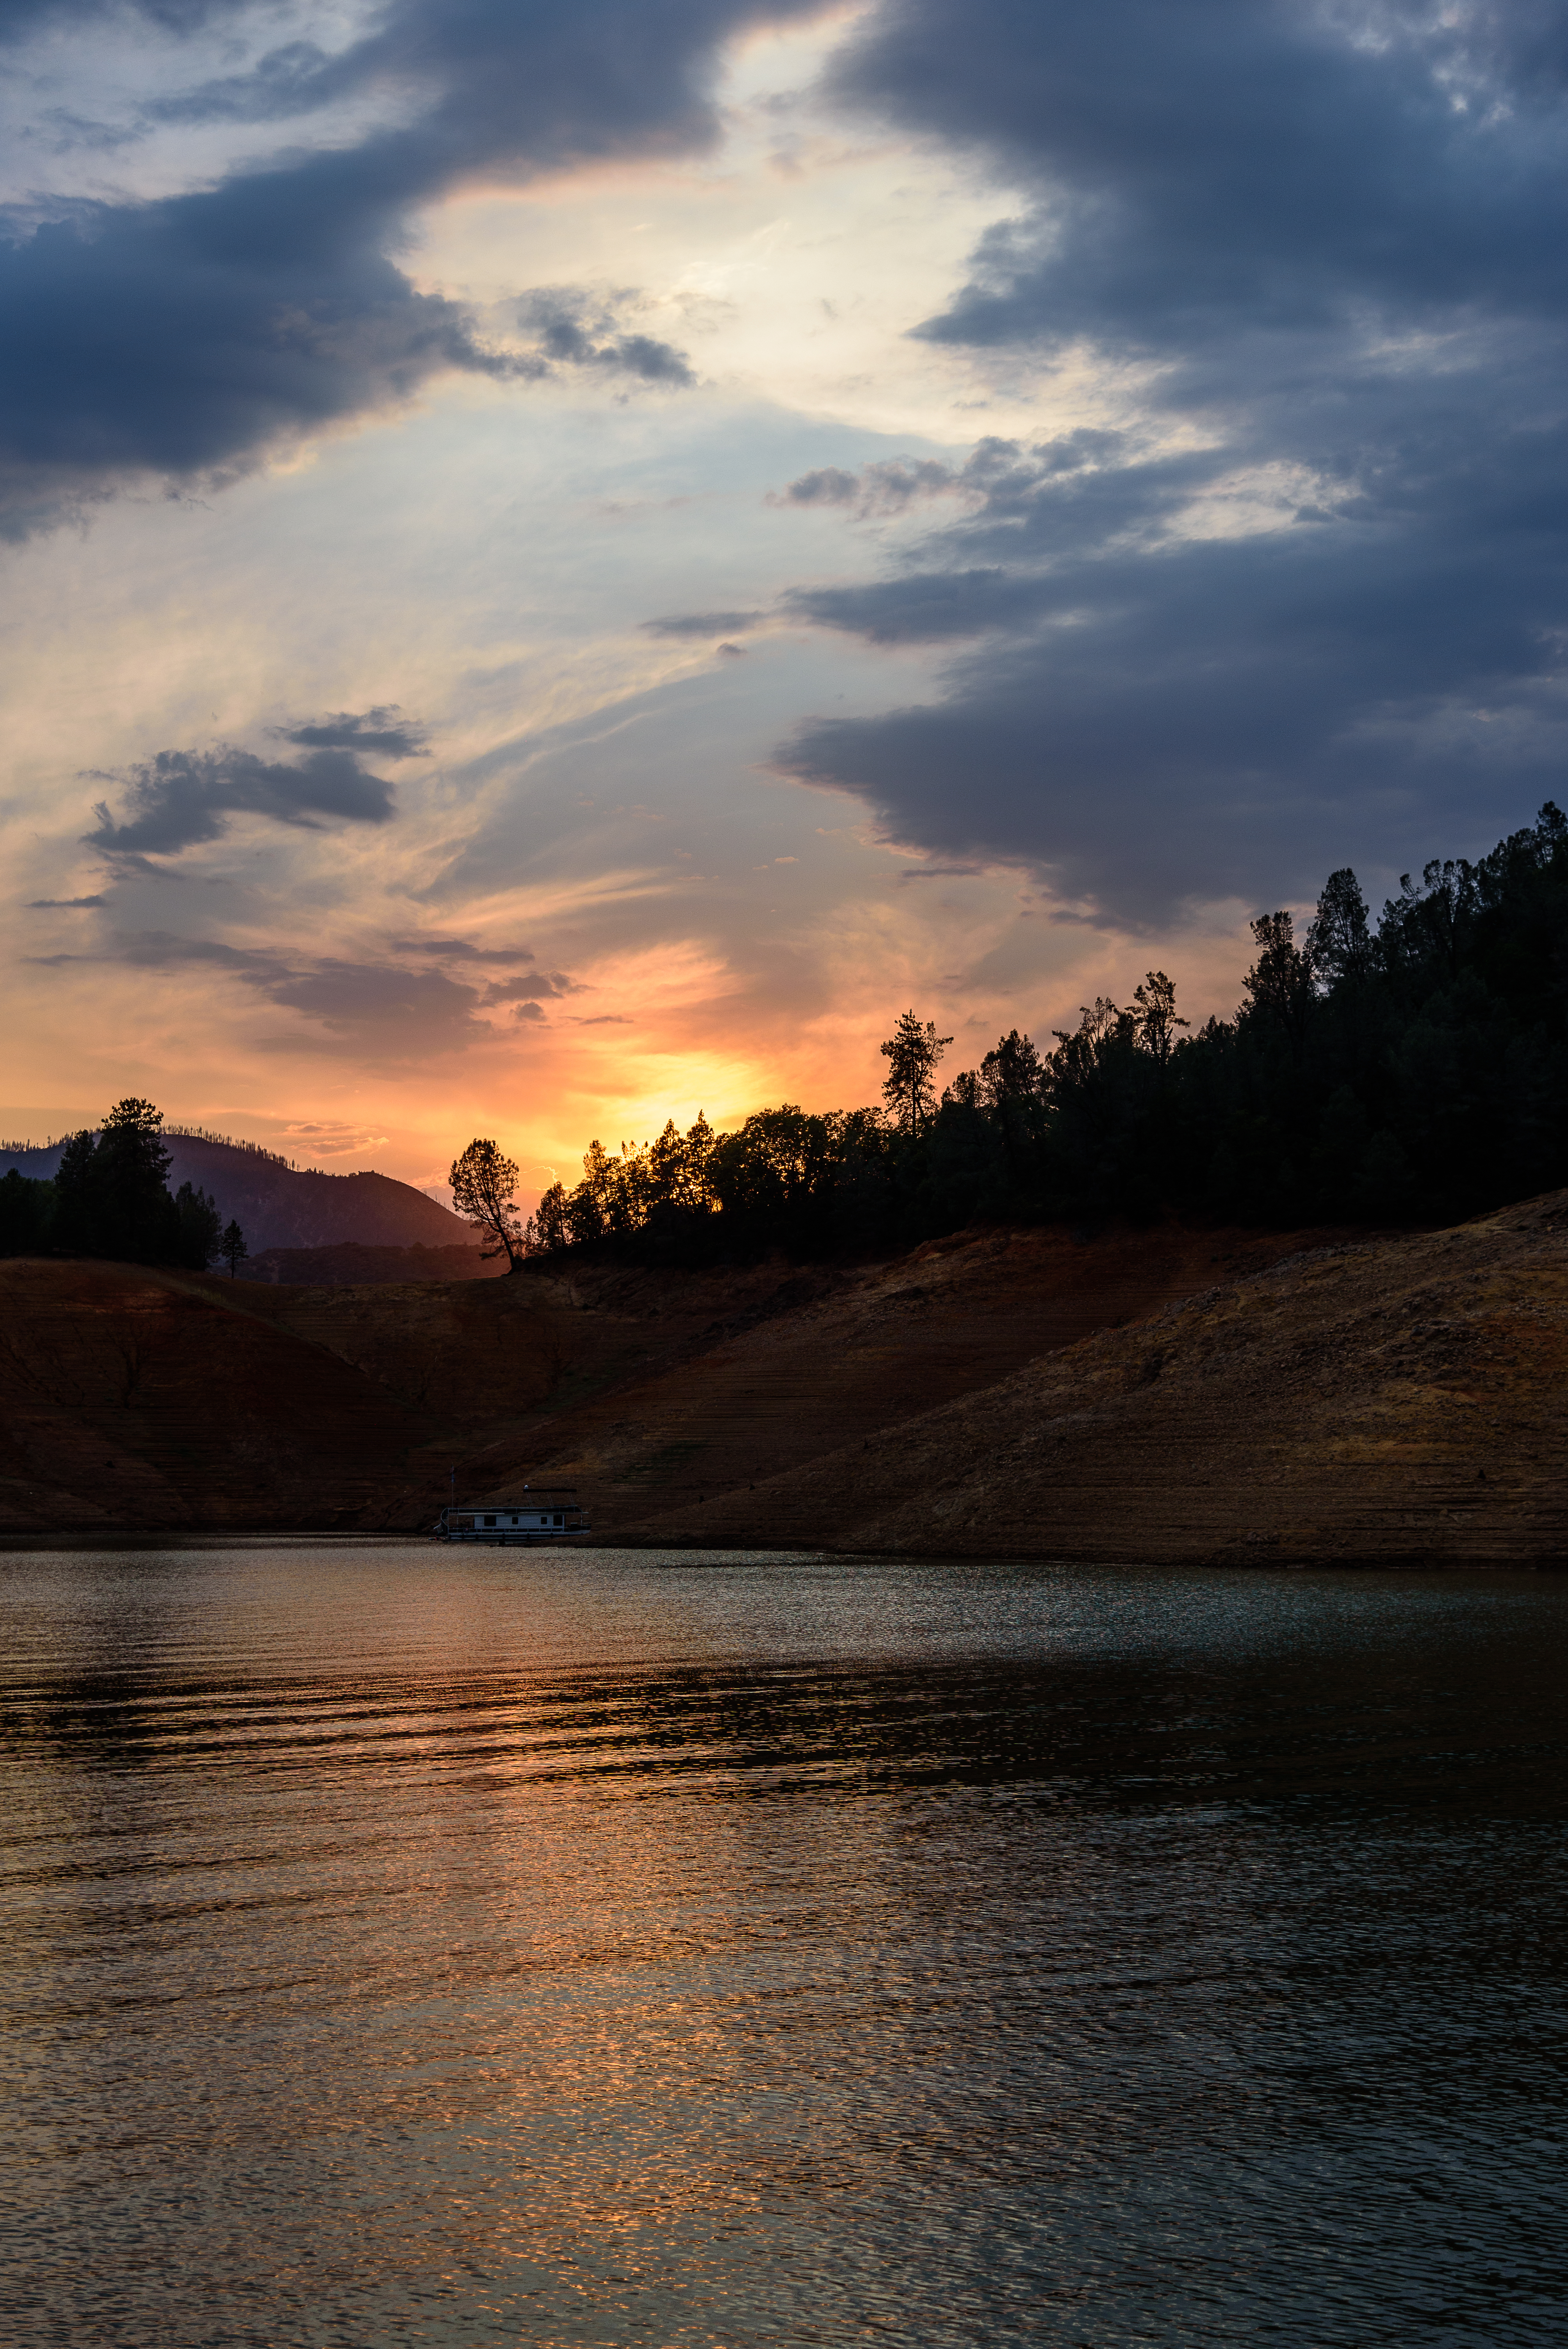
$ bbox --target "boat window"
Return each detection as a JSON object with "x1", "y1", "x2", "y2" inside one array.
[
  {"x1": 553, "y1": 1513, "x2": 563, "y2": 1527},
  {"x1": 483, "y1": 1515, "x2": 496, "y2": 1527}
]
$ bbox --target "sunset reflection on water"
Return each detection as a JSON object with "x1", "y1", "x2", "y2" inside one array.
[{"x1": 4, "y1": 1548, "x2": 1566, "y2": 2346}]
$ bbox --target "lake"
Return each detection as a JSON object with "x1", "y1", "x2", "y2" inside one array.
[{"x1": 3, "y1": 1545, "x2": 1564, "y2": 2346}]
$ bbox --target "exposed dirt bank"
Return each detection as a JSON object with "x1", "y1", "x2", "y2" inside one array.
[
  {"x1": 3, "y1": 1203, "x2": 1563, "y2": 1562},
  {"x1": 618, "y1": 1196, "x2": 1568, "y2": 1566}
]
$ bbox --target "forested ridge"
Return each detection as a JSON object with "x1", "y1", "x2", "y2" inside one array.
[
  {"x1": 0, "y1": 1100, "x2": 236, "y2": 1268},
  {"x1": 12, "y1": 808, "x2": 1568, "y2": 1274},
  {"x1": 512, "y1": 805, "x2": 1568, "y2": 1265}
]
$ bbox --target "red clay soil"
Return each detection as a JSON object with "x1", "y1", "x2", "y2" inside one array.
[
  {"x1": 452, "y1": 1220, "x2": 1356, "y2": 1542},
  {"x1": 0, "y1": 1258, "x2": 428, "y2": 1531},
  {"x1": 5, "y1": 1203, "x2": 1566, "y2": 1564},
  {"x1": 0, "y1": 1220, "x2": 1333, "y2": 1538}
]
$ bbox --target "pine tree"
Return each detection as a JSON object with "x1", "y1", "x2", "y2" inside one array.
[
  {"x1": 880, "y1": 1011, "x2": 954, "y2": 1134},
  {"x1": 449, "y1": 1139, "x2": 526, "y2": 1270}
]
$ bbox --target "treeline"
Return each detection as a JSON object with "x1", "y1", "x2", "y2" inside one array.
[
  {"x1": 474, "y1": 803, "x2": 1568, "y2": 1265},
  {"x1": 0, "y1": 1099, "x2": 247, "y2": 1270}
]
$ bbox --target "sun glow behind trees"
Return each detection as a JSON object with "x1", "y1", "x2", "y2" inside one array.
[{"x1": 481, "y1": 808, "x2": 1568, "y2": 1264}]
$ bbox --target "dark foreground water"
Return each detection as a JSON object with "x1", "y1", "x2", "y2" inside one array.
[{"x1": 2, "y1": 1548, "x2": 1565, "y2": 2347}]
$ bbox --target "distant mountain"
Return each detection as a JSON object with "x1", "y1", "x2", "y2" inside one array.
[{"x1": 0, "y1": 1131, "x2": 478, "y2": 1254}]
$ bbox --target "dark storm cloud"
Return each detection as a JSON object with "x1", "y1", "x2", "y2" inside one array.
[
  {"x1": 829, "y1": 0, "x2": 1568, "y2": 351},
  {"x1": 0, "y1": 0, "x2": 815, "y2": 532},
  {"x1": 87, "y1": 741, "x2": 399, "y2": 856},
  {"x1": 781, "y1": 375, "x2": 1568, "y2": 915},
  {"x1": 769, "y1": 0, "x2": 1568, "y2": 918}
]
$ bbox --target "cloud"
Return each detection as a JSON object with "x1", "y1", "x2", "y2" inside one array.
[
  {"x1": 87, "y1": 740, "x2": 401, "y2": 857},
  {"x1": 768, "y1": 439, "x2": 1038, "y2": 518},
  {"x1": 829, "y1": 2, "x2": 1568, "y2": 354},
  {"x1": 279, "y1": 707, "x2": 429, "y2": 757},
  {"x1": 778, "y1": 388, "x2": 1568, "y2": 915},
  {"x1": 146, "y1": 40, "x2": 348, "y2": 128},
  {"x1": 763, "y1": 0, "x2": 1568, "y2": 918},
  {"x1": 0, "y1": 0, "x2": 816, "y2": 533},
  {"x1": 90, "y1": 930, "x2": 568, "y2": 1052},
  {"x1": 515, "y1": 288, "x2": 695, "y2": 385},
  {"x1": 641, "y1": 609, "x2": 767, "y2": 637},
  {"x1": 41, "y1": 921, "x2": 589, "y2": 1052},
  {"x1": 479, "y1": 972, "x2": 580, "y2": 1003},
  {"x1": 27, "y1": 892, "x2": 106, "y2": 907},
  {"x1": 282, "y1": 1119, "x2": 391, "y2": 1155},
  {"x1": 387, "y1": 937, "x2": 537, "y2": 965}
]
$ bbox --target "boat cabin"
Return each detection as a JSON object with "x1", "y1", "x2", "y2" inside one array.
[{"x1": 436, "y1": 1488, "x2": 590, "y2": 1545}]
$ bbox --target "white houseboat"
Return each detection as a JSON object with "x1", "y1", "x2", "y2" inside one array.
[{"x1": 435, "y1": 1487, "x2": 591, "y2": 1545}]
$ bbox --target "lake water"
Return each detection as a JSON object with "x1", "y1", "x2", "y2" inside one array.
[{"x1": 3, "y1": 1546, "x2": 1565, "y2": 2347}]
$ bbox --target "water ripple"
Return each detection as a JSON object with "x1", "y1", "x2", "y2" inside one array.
[{"x1": 3, "y1": 1547, "x2": 1565, "y2": 2347}]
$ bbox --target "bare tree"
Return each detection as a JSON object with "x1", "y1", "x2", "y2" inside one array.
[
  {"x1": 449, "y1": 1138, "x2": 526, "y2": 1271},
  {"x1": 880, "y1": 1010, "x2": 954, "y2": 1134}
]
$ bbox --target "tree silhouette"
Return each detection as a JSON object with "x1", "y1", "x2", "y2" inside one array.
[
  {"x1": 880, "y1": 1010, "x2": 953, "y2": 1134},
  {"x1": 219, "y1": 1219, "x2": 248, "y2": 1278},
  {"x1": 449, "y1": 1138, "x2": 526, "y2": 1270},
  {"x1": 176, "y1": 1182, "x2": 223, "y2": 1267},
  {"x1": 1130, "y1": 972, "x2": 1188, "y2": 1066},
  {"x1": 54, "y1": 1097, "x2": 184, "y2": 1262}
]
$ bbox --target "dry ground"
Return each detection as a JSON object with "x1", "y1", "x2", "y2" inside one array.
[{"x1": 2, "y1": 1199, "x2": 1564, "y2": 1564}]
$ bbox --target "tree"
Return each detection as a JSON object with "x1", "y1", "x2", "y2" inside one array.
[
  {"x1": 0, "y1": 1168, "x2": 52, "y2": 1256},
  {"x1": 1241, "y1": 913, "x2": 1315, "y2": 1053},
  {"x1": 53, "y1": 1097, "x2": 183, "y2": 1263},
  {"x1": 449, "y1": 1138, "x2": 526, "y2": 1270},
  {"x1": 880, "y1": 1010, "x2": 954, "y2": 1134},
  {"x1": 526, "y1": 1181, "x2": 570, "y2": 1254},
  {"x1": 176, "y1": 1182, "x2": 223, "y2": 1269},
  {"x1": 977, "y1": 1029, "x2": 1044, "y2": 1108},
  {"x1": 1306, "y1": 869, "x2": 1373, "y2": 987},
  {"x1": 219, "y1": 1218, "x2": 249, "y2": 1278},
  {"x1": 1130, "y1": 972, "x2": 1188, "y2": 1065}
]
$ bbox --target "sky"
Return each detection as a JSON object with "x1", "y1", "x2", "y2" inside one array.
[{"x1": 4, "y1": 0, "x2": 1567, "y2": 1208}]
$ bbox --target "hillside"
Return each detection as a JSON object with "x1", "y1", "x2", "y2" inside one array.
[
  {"x1": 240, "y1": 1242, "x2": 505, "y2": 1286},
  {"x1": 613, "y1": 1197, "x2": 1568, "y2": 1566},
  {"x1": 4, "y1": 1203, "x2": 1564, "y2": 1562},
  {"x1": 0, "y1": 1133, "x2": 476, "y2": 1253}
]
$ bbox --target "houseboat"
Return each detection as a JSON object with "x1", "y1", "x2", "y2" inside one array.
[{"x1": 435, "y1": 1487, "x2": 592, "y2": 1545}]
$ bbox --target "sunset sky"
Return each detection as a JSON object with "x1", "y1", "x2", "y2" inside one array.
[{"x1": 5, "y1": 0, "x2": 1566, "y2": 1208}]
